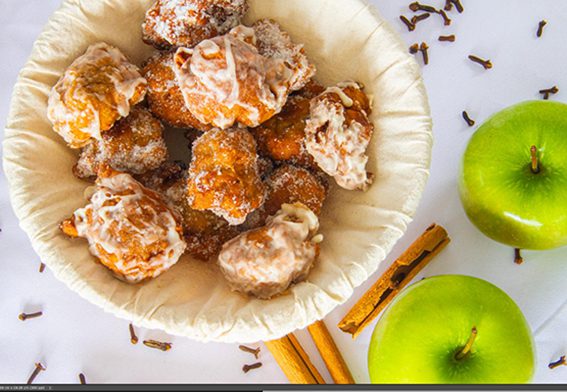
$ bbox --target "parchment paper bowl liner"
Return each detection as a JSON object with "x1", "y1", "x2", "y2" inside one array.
[{"x1": 3, "y1": 0, "x2": 432, "y2": 343}]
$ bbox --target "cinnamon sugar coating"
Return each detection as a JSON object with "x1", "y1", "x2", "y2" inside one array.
[
  {"x1": 244, "y1": 165, "x2": 327, "y2": 230},
  {"x1": 142, "y1": 0, "x2": 249, "y2": 50},
  {"x1": 74, "y1": 106, "x2": 168, "y2": 179}
]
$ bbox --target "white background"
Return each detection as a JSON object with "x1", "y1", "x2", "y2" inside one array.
[{"x1": 1, "y1": 0, "x2": 567, "y2": 385}]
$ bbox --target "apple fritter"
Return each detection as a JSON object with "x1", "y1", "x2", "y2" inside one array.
[
  {"x1": 48, "y1": 43, "x2": 147, "y2": 148},
  {"x1": 173, "y1": 21, "x2": 314, "y2": 129},
  {"x1": 60, "y1": 165, "x2": 186, "y2": 283},
  {"x1": 218, "y1": 203, "x2": 321, "y2": 299},
  {"x1": 186, "y1": 127, "x2": 265, "y2": 225}
]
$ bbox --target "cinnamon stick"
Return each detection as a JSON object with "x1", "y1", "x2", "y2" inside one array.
[
  {"x1": 307, "y1": 320, "x2": 355, "y2": 384},
  {"x1": 264, "y1": 334, "x2": 325, "y2": 384},
  {"x1": 338, "y1": 223, "x2": 450, "y2": 338}
]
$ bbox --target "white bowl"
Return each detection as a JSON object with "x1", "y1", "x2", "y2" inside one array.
[{"x1": 3, "y1": 0, "x2": 432, "y2": 343}]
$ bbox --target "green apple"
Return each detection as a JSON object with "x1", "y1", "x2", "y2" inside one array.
[
  {"x1": 368, "y1": 275, "x2": 535, "y2": 384},
  {"x1": 459, "y1": 100, "x2": 567, "y2": 250}
]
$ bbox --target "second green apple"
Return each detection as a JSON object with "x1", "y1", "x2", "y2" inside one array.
[{"x1": 459, "y1": 100, "x2": 567, "y2": 250}]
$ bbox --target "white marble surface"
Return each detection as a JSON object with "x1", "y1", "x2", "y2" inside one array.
[{"x1": 1, "y1": 0, "x2": 567, "y2": 385}]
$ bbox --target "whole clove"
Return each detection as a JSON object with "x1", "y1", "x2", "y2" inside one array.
[
  {"x1": 462, "y1": 111, "x2": 475, "y2": 127},
  {"x1": 39, "y1": 263, "x2": 46, "y2": 273},
  {"x1": 411, "y1": 12, "x2": 430, "y2": 25},
  {"x1": 409, "y1": 1, "x2": 437, "y2": 13},
  {"x1": 537, "y1": 20, "x2": 547, "y2": 38},
  {"x1": 539, "y1": 86, "x2": 558, "y2": 100},
  {"x1": 129, "y1": 323, "x2": 138, "y2": 344},
  {"x1": 19, "y1": 311, "x2": 43, "y2": 321},
  {"x1": 242, "y1": 362, "x2": 263, "y2": 373},
  {"x1": 419, "y1": 42, "x2": 429, "y2": 65},
  {"x1": 409, "y1": 43, "x2": 420, "y2": 54},
  {"x1": 143, "y1": 339, "x2": 172, "y2": 351},
  {"x1": 27, "y1": 363, "x2": 46, "y2": 384},
  {"x1": 514, "y1": 248, "x2": 524, "y2": 265},
  {"x1": 468, "y1": 55, "x2": 492, "y2": 70},
  {"x1": 400, "y1": 15, "x2": 415, "y2": 31},
  {"x1": 79, "y1": 373, "x2": 87, "y2": 384},
  {"x1": 445, "y1": 0, "x2": 464, "y2": 13},
  {"x1": 437, "y1": 9, "x2": 452, "y2": 26},
  {"x1": 239, "y1": 345, "x2": 261, "y2": 359},
  {"x1": 549, "y1": 355, "x2": 566, "y2": 369},
  {"x1": 438, "y1": 34, "x2": 456, "y2": 42}
]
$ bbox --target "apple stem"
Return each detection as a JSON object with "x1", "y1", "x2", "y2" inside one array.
[
  {"x1": 455, "y1": 327, "x2": 478, "y2": 360},
  {"x1": 530, "y1": 145, "x2": 540, "y2": 174},
  {"x1": 514, "y1": 248, "x2": 524, "y2": 265}
]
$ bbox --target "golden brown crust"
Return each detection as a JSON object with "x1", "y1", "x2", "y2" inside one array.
[
  {"x1": 142, "y1": 51, "x2": 212, "y2": 130},
  {"x1": 251, "y1": 95, "x2": 316, "y2": 169}
]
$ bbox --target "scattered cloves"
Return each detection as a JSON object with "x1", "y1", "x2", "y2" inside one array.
[
  {"x1": 539, "y1": 86, "x2": 558, "y2": 100},
  {"x1": 468, "y1": 55, "x2": 492, "y2": 70},
  {"x1": 400, "y1": 15, "x2": 415, "y2": 31},
  {"x1": 27, "y1": 363, "x2": 46, "y2": 384},
  {"x1": 143, "y1": 339, "x2": 172, "y2": 352},
  {"x1": 549, "y1": 355, "x2": 566, "y2": 369},
  {"x1": 438, "y1": 34, "x2": 456, "y2": 42},
  {"x1": 409, "y1": 1, "x2": 437, "y2": 13},
  {"x1": 514, "y1": 248, "x2": 524, "y2": 265},
  {"x1": 19, "y1": 311, "x2": 43, "y2": 321},
  {"x1": 239, "y1": 345, "x2": 261, "y2": 359},
  {"x1": 419, "y1": 42, "x2": 429, "y2": 65},
  {"x1": 129, "y1": 323, "x2": 138, "y2": 345},
  {"x1": 79, "y1": 373, "x2": 87, "y2": 384},
  {"x1": 39, "y1": 263, "x2": 46, "y2": 273},
  {"x1": 462, "y1": 111, "x2": 475, "y2": 127},
  {"x1": 242, "y1": 362, "x2": 263, "y2": 373},
  {"x1": 537, "y1": 20, "x2": 547, "y2": 38},
  {"x1": 409, "y1": 43, "x2": 420, "y2": 54},
  {"x1": 411, "y1": 12, "x2": 430, "y2": 25}
]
